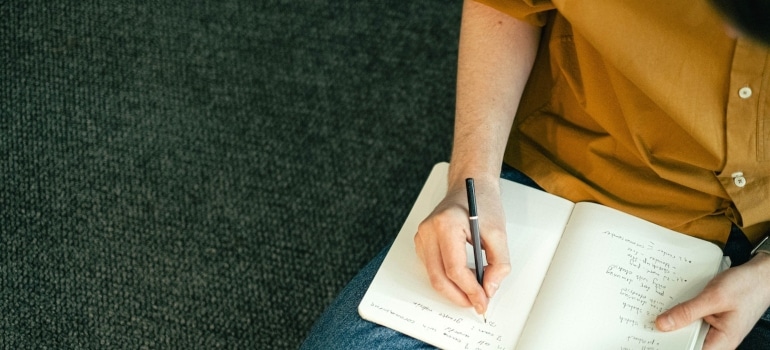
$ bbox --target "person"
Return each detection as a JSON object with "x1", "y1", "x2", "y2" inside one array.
[{"x1": 302, "y1": 0, "x2": 770, "y2": 349}]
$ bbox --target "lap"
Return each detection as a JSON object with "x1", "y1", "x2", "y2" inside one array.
[{"x1": 300, "y1": 245, "x2": 437, "y2": 349}]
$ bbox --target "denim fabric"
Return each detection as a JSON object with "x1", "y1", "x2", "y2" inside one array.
[
  {"x1": 301, "y1": 165, "x2": 770, "y2": 349},
  {"x1": 300, "y1": 245, "x2": 434, "y2": 349}
]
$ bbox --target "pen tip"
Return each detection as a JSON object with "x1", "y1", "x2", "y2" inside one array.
[{"x1": 484, "y1": 313, "x2": 487, "y2": 323}]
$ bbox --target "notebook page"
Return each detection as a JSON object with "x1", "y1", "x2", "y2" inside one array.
[
  {"x1": 515, "y1": 202, "x2": 723, "y2": 350},
  {"x1": 359, "y1": 163, "x2": 575, "y2": 349}
]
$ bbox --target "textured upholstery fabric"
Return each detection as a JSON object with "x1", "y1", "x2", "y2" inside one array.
[{"x1": 1, "y1": 1, "x2": 460, "y2": 348}]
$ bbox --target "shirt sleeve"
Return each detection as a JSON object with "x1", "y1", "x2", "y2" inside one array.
[{"x1": 474, "y1": 0, "x2": 555, "y2": 27}]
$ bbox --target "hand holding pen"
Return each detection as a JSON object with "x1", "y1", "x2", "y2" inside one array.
[
  {"x1": 465, "y1": 178, "x2": 487, "y2": 322},
  {"x1": 414, "y1": 175, "x2": 512, "y2": 320}
]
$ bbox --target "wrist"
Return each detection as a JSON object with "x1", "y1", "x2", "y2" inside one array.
[
  {"x1": 447, "y1": 164, "x2": 501, "y2": 194},
  {"x1": 447, "y1": 173, "x2": 501, "y2": 196},
  {"x1": 748, "y1": 251, "x2": 770, "y2": 272},
  {"x1": 746, "y1": 253, "x2": 770, "y2": 295}
]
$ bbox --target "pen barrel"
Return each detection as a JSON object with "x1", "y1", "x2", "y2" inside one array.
[
  {"x1": 465, "y1": 178, "x2": 478, "y2": 217},
  {"x1": 469, "y1": 217, "x2": 484, "y2": 285}
]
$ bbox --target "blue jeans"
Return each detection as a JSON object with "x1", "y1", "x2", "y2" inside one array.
[{"x1": 301, "y1": 164, "x2": 770, "y2": 349}]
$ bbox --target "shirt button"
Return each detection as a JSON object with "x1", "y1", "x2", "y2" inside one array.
[
  {"x1": 739, "y1": 87, "x2": 753, "y2": 99},
  {"x1": 732, "y1": 172, "x2": 747, "y2": 188}
]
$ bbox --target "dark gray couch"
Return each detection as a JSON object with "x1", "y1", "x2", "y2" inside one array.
[{"x1": 2, "y1": 0, "x2": 461, "y2": 348}]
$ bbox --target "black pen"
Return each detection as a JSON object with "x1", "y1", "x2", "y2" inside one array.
[{"x1": 465, "y1": 178, "x2": 486, "y2": 323}]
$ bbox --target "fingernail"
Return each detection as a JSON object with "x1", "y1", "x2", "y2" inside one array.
[
  {"x1": 474, "y1": 303, "x2": 484, "y2": 315},
  {"x1": 658, "y1": 315, "x2": 674, "y2": 331},
  {"x1": 487, "y1": 283, "x2": 499, "y2": 298}
]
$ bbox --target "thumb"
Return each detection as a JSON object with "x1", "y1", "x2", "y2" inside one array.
[{"x1": 656, "y1": 292, "x2": 722, "y2": 332}]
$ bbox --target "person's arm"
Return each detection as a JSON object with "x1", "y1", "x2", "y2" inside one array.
[
  {"x1": 656, "y1": 252, "x2": 770, "y2": 349},
  {"x1": 414, "y1": 0, "x2": 541, "y2": 315}
]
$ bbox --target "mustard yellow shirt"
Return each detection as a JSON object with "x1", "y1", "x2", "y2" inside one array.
[{"x1": 478, "y1": 0, "x2": 770, "y2": 245}]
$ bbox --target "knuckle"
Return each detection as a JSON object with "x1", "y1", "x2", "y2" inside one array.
[
  {"x1": 433, "y1": 218, "x2": 460, "y2": 238},
  {"x1": 427, "y1": 275, "x2": 458, "y2": 300},
  {"x1": 416, "y1": 221, "x2": 431, "y2": 237},
  {"x1": 445, "y1": 265, "x2": 467, "y2": 282},
  {"x1": 418, "y1": 214, "x2": 453, "y2": 236},
  {"x1": 428, "y1": 274, "x2": 445, "y2": 291},
  {"x1": 418, "y1": 215, "x2": 434, "y2": 228}
]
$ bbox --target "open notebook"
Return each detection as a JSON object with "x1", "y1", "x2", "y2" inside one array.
[{"x1": 359, "y1": 162, "x2": 728, "y2": 350}]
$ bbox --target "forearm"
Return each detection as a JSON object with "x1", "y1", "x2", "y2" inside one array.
[
  {"x1": 747, "y1": 252, "x2": 770, "y2": 297},
  {"x1": 448, "y1": 0, "x2": 541, "y2": 191}
]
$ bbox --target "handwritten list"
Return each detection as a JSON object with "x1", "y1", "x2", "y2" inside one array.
[
  {"x1": 512, "y1": 203, "x2": 721, "y2": 350},
  {"x1": 603, "y1": 229, "x2": 701, "y2": 350}
]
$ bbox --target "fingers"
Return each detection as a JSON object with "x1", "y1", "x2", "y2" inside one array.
[
  {"x1": 702, "y1": 324, "x2": 731, "y2": 350},
  {"x1": 657, "y1": 260, "x2": 770, "y2": 349},
  {"x1": 656, "y1": 285, "x2": 747, "y2": 350},
  {"x1": 439, "y1": 232, "x2": 489, "y2": 313},
  {"x1": 481, "y1": 227, "x2": 511, "y2": 299},
  {"x1": 656, "y1": 289, "x2": 724, "y2": 332},
  {"x1": 415, "y1": 209, "x2": 484, "y2": 310},
  {"x1": 655, "y1": 288, "x2": 736, "y2": 350},
  {"x1": 414, "y1": 189, "x2": 509, "y2": 315}
]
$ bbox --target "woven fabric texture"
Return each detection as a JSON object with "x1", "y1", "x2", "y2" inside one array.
[{"x1": 2, "y1": 1, "x2": 460, "y2": 348}]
